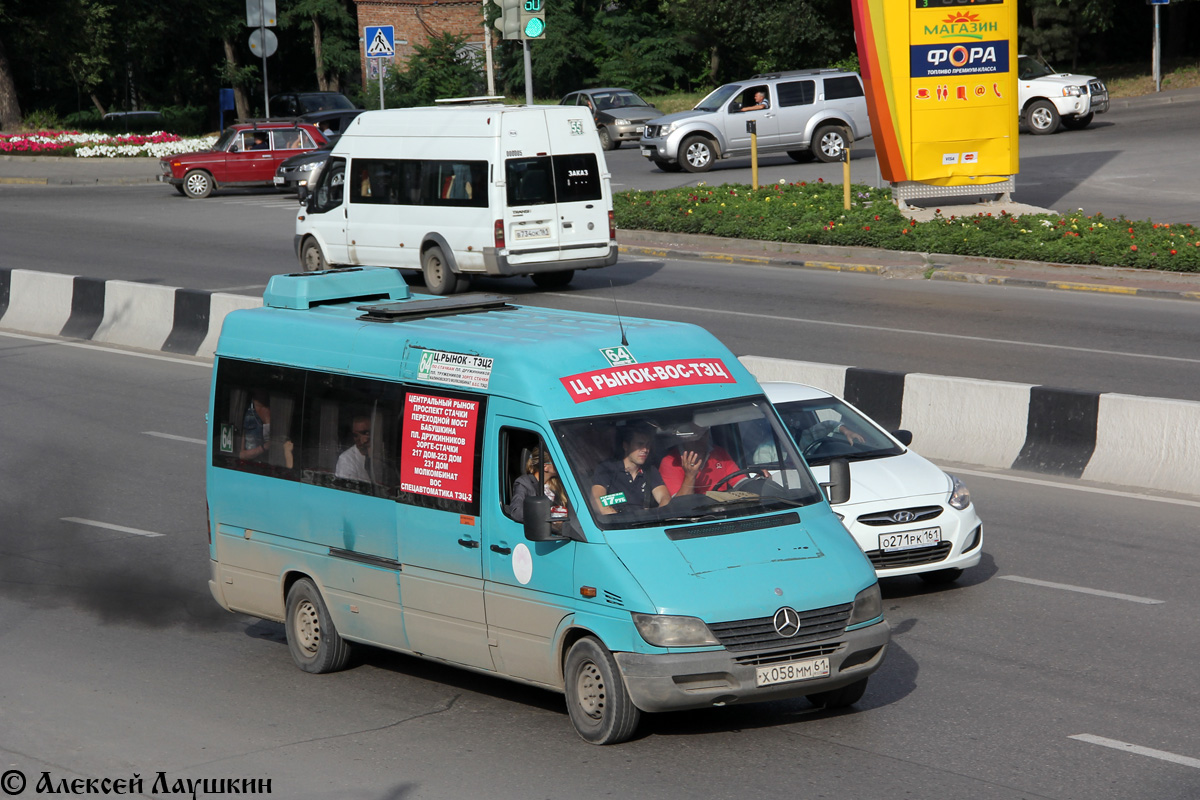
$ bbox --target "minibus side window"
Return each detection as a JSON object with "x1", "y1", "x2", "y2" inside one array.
[
  {"x1": 505, "y1": 156, "x2": 555, "y2": 206},
  {"x1": 299, "y1": 372, "x2": 403, "y2": 497},
  {"x1": 419, "y1": 160, "x2": 488, "y2": 208},
  {"x1": 395, "y1": 388, "x2": 487, "y2": 517},
  {"x1": 551, "y1": 153, "x2": 602, "y2": 203},
  {"x1": 350, "y1": 158, "x2": 401, "y2": 205},
  {"x1": 212, "y1": 359, "x2": 304, "y2": 481}
]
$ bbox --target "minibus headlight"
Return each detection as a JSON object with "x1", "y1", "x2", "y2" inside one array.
[
  {"x1": 848, "y1": 584, "x2": 882, "y2": 626},
  {"x1": 631, "y1": 613, "x2": 720, "y2": 647},
  {"x1": 948, "y1": 474, "x2": 971, "y2": 510}
]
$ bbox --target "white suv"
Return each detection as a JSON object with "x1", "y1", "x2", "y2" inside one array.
[
  {"x1": 639, "y1": 69, "x2": 871, "y2": 173},
  {"x1": 1018, "y1": 55, "x2": 1109, "y2": 135}
]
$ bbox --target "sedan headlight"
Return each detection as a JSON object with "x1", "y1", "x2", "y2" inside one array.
[
  {"x1": 848, "y1": 583, "x2": 883, "y2": 626},
  {"x1": 1062, "y1": 85, "x2": 1083, "y2": 97},
  {"x1": 299, "y1": 161, "x2": 319, "y2": 172},
  {"x1": 632, "y1": 612, "x2": 719, "y2": 647},
  {"x1": 948, "y1": 474, "x2": 972, "y2": 510}
]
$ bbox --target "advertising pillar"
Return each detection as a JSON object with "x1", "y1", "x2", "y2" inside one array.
[{"x1": 852, "y1": 0, "x2": 1019, "y2": 205}]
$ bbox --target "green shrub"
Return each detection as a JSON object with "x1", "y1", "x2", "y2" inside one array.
[
  {"x1": 19, "y1": 109, "x2": 63, "y2": 131},
  {"x1": 615, "y1": 182, "x2": 1200, "y2": 273}
]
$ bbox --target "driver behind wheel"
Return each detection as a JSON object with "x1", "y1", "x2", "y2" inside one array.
[{"x1": 659, "y1": 422, "x2": 744, "y2": 497}]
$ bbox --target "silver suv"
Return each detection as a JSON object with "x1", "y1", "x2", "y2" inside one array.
[{"x1": 639, "y1": 69, "x2": 871, "y2": 173}]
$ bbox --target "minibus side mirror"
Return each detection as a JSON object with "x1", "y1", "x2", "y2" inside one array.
[
  {"x1": 891, "y1": 429, "x2": 913, "y2": 446},
  {"x1": 822, "y1": 458, "x2": 851, "y2": 505},
  {"x1": 523, "y1": 496, "x2": 555, "y2": 542}
]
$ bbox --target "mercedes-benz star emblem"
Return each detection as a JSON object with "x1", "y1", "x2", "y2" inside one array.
[
  {"x1": 892, "y1": 510, "x2": 916, "y2": 523},
  {"x1": 773, "y1": 607, "x2": 802, "y2": 638}
]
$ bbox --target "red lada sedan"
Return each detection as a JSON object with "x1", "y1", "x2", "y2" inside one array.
[{"x1": 159, "y1": 121, "x2": 327, "y2": 198}]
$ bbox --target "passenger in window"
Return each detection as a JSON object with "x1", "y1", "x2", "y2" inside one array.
[
  {"x1": 591, "y1": 427, "x2": 670, "y2": 515},
  {"x1": 659, "y1": 422, "x2": 742, "y2": 497},
  {"x1": 250, "y1": 132, "x2": 270, "y2": 150},
  {"x1": 240, "y1": 391, "x2": 294, "y2": 467},
  {"x1": 335, "y1": 416, "x2": 374, "y2": 482},
  {"x1": 509, "y1": 446, "x2": 568, "y2": 522},
  {"x1": 740, "y1": 90, "x2": 770, "y2": 112}
]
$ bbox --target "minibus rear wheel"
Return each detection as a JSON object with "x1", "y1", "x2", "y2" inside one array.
[
  {"x1": 564, "y1": 637, "x2": 641, "y2": 745},
  {"x1": 422, "y1": 246, "x2": 468, "y2": 295},
  {"x1": 285, "y1": 578, "x2": 352, "y2": 674},
  {"x1": 806, "y1": 676, "x2": 868, "y2": 710}
]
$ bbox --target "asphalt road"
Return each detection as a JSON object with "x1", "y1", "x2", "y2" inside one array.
[{"x1": 2, "y1": 334, "x2": 1198, "y2": 800}]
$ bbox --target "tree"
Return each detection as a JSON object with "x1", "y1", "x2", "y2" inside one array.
[
  {"x1": 280, "y1": 0, "x2": 359, "y2": 93},
  {"x1": 385, "y1": 32, "x2": 485, "y2": 108},
  {"x1": 0, "y1": 31, "x2": 21, "y2": 128}
]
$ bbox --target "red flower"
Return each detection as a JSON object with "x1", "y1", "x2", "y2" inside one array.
[
  {"x1": 1130, "y1": 245, "x2": 1138, "y2": 252},
  {"x1": 873, "y1": 215, "x2": 879, "y2": 221},
  {"x1": 1171, "y1": 249, "x2": 1177, "y2": 255},
  {"x1": 864, "y1": 225, "x2": 871, "y2": 231}
]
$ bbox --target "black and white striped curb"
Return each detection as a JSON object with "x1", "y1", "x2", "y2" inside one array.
[
  {"x1": 741, "y1": 355, "x2": 1200, "y2": 498},
  {"x1": 0, "y1": 268, "x2": 261, "y2": 358}
]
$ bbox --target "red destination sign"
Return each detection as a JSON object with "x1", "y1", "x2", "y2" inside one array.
[{"x1": 560, "y1": 358, "x2": 736, "y2": 403}]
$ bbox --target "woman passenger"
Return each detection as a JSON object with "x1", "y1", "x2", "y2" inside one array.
[{"x1": 509, "y1": 446, "x2": 568, "y2": 522}]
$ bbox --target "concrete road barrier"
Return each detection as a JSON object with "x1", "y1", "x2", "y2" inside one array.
[
  {"x1": 2, "y1": 268, "x2": 1196, "y2": 497},
  {"x1": 0, "y1": 267, "x2": 262, "y2": 359},
  {"x1": 740, "y1": 354, "x2": 1200, "y2": 497}
]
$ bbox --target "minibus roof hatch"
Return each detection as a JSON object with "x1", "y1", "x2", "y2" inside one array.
[{"x1": 357, "y1": 293, "x2": 514, "y2": 323}]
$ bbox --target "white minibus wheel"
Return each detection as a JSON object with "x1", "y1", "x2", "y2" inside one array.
[
  {"x1": 421, "y1": 246, "x2": 468, "y2": 295},
  {"x1": 285, "y1": 578, "x2": 353, "y2": 674},
  {"x1": 563, "y1": 637, "x2": 641, "y2": 745},
  {"x1": 300, "y1": 239, "x2": 328, "y2": 272}
]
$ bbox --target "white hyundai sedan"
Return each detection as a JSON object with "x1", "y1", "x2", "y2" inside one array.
[{"x1": 762, "y1": 382, "x2": 982, "y2": 585}]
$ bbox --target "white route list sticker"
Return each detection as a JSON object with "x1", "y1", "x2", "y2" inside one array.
[{"x1": 418, "y1": 349, "x2": 493, "y2": 390}]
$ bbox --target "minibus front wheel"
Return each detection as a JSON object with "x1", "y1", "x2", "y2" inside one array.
[
  {"x1": 285, "y1": 578, "x2": 352, "y2": 674},
  {"x1": 564, "y1": 637, "x2": 641, "y2": 745}
]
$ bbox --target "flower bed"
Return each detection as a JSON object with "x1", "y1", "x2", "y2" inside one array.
[
  {"x1": 0, "y1": 130, "x2": 217, "y2": 158},
  {"x1": 614, "y1": 180, "x2": 1200, "y2": 272}
]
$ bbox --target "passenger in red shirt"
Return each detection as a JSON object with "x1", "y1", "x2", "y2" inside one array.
[{"x1": 659, "y1": 423, "x2": 743, "y2": 497}]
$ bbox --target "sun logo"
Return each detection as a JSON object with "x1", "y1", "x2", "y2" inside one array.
[{"x1": 943, "y1": 11, "x2": 979, "y2": 24}]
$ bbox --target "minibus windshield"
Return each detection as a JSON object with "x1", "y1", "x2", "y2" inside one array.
[{"x1": 553, "y1": 396, "x2": 825, "y2": 530}]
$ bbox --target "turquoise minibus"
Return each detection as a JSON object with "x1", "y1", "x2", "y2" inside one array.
[{"x1": 206, "y1": 267, "x2": 890, "y2": 744}]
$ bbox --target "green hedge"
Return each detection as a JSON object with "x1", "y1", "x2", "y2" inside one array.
[{"x1": 614, "y1": 181, "x2": 1200, "y2": 272}]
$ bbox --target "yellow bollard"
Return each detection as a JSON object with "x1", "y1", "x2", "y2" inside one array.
[
  {"x1": 842, "y1": 139, "x2": 852, "y2": 210},
  {"x1": 747, "y1": 119, "x2": 759, "y2": 190}
]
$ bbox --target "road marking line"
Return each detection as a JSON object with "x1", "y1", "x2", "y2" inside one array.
[
  {"x1": 0, "y1": 331, "x2": 208, "y2": 367},
  {"x1": 144, "y1": 431, "x2": 205, "y2": 445},
  {"x1": 944, "y1": 466, "x2": 1200, "y2": 509},
  {"x1": 210, "y1": 284, "x2": 267, "y2": 293},
  {"x1": 547, "y1": 294, "x2": 1200, "y2": 367},
  {"x1": 1000, "y1": 576, "x2": 1163, "y2": 605},
  {"x1": 61, "y1": 517, "x2": 164, "y2": 538},
  {"x1": 1070, "y1": 735, "x2": 1200, "y2": 769}
]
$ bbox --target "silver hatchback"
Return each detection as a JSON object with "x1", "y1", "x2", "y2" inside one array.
[{"x1": 640, "y1": 69, "x2": 871, "y2": 173}]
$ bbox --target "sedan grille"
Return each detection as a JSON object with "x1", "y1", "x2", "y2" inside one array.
[
  {"x1": 867, "y1": 541, "x2": 952, "y2": 569},
  {"x1": 709, "y1": 603, "x2": 852, "y2": 653},
  {"x1": 857, "y1": 505, "x2": 943, "y2": 527}
]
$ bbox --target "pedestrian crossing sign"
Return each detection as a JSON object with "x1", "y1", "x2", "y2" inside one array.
[{"x1": 365, "y1": 26, "x2": 395, "y2": 58}]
